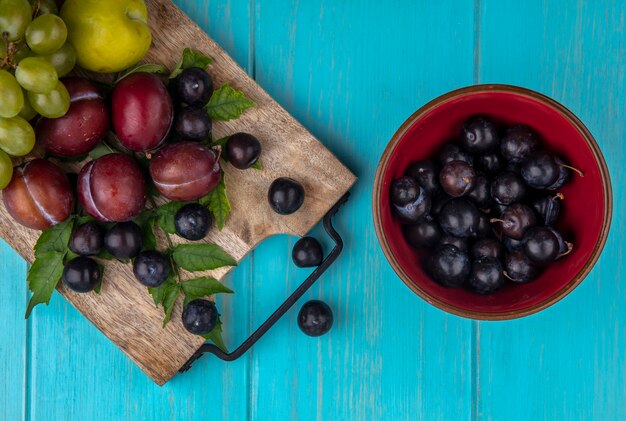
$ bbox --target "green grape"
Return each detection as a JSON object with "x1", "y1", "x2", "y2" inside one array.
[
  {"x1": 27, "y1": 80, "x2": 69, "y2": 118},
  {"x1": 15, "y1": 56, "x2": 58, "y2": 93},
  {"x1": 0, "y1": 149, "x2": 13, "y2": 190},
  {"x1": 40, "y1": 43, "x2": 76, "y2": 77},
  {"x1": 18, "y1": 89, "x2": 37, "y2": 120},
  {"x1": 25, "y1": 14, "x2": 67, "y2": 55},
  {"x1": 28, "y1": 0, "x2": 58, "y2": 15},
  {"x1": 0, "y1": 0, "x2": 32, "y2": 41},
  {"x1": 12, "y1": 43, "x2": 32, "y2": 62},
  {"x1": 0, "y1": 70, "x2": 24, "y2": 118},
  {"x1": 0, "y1": 116, "x2": 35, "y2": 156}
]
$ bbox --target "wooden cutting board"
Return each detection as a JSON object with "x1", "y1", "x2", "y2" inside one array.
[{"x1": 0, "y1": 0, "x2": 355, "y2": 386}]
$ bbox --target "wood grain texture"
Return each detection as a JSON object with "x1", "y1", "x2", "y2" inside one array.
[
  {"x1": 475, "y1": 0, "x2": 625, "y2": 419},
  {"x1": 27, "y1": 2, "x2": 254, "y2": 420},
  {"x1": 0, "y1": 0, "x2": 355, "y2": 386}
]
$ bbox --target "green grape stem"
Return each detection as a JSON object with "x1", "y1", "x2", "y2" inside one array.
[
  {"x1": 0, "y1": 33, "x2": 22, "y2": 70},
  {"x1": 32, "y1": 0, "x2": 41, "y2": 18},
  {"x1": 33, "y1": 0, "x2": 41, "y2": 19}
]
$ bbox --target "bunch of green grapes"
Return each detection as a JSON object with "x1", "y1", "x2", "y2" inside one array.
[{"x1": 0, "y1": 0, "x2": 77, "y2": 188}]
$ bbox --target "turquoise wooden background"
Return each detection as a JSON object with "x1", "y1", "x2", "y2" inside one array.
[{"x1": 1, "y1": 0, "x2": 624, "y2": 419}]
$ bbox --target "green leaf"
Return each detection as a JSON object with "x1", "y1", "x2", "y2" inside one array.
[
  {"x1": 134, "y1": 212, "x2": 157, "y2": 251},
  {"x1": 34, "y1": 217, "x2": 74, "y2": 257},
  {"x1": 25, "y1": 251, "x2": 66, "y2": 318},
  {"x1": 88, "y1": 142, "x2": 115, "y2": 160},
  {"x1": 115, "y1": 63, "x2": 169, "y2": 84},
  {"x1": 211, "y1": 136, "x2": 229, "y2": 147},
  {"x1": 205, "y1": 84, "x2": 255, "y2": 121},
  {"x1": 172, "y1": 243, "x2": 236, "y2": 272},
  {"x1": 250, "y1": 159, "x2": 263, "y2": 170},
  {"x1": 142, "y1": 220, "x2": 156, "y2": 251},
  {"x1": 170, "y1": 48, "x2": 213, "y2": 79},
  {"x1": 76, "y1": 215, "x2": 94, "y2": 225},
  {"x1": 65, "y1": 249, "x2": 79, "y2": 262},
  {"x1": 162, "y1": 284, "x2": 181, "y2": 327},
  {"x1": 181, "y1": 277, "x2": 233, "y2": 305},
  {"x1": 97, "y1": 250, "x2": 115, "y2": 261},
  {"x1": 132, "y1": 210, "x2": 154, "y2": 228},
  {"x1": 202, "y1": 318, "x2": 227, "y2": 352},
  {"x1": 199, "y1": 174, "x2": 230, "y2": 230},
  {"x1": 156, "y1": 201, "x2": 187, "y2": 234},
  {"x1": 148, "y1": 275, "x2": 176, "y2": 306}
]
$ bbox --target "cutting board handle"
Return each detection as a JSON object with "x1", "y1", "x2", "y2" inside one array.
[{"x1": 179, "y1": 192, "x2": 351, "y2": 371}]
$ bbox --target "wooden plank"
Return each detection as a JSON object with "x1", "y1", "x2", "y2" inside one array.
[
  {"x1": 0, "y1": 240, "x2": 27, "y2": 421},
  {"x1": 476, "y1": 0, "x2": 626, "y2": 419},
  {"x1": 26, "y1": 2, "x2": 253, "y2": 420},
  {"x1": 0, "y1": 0, "x2": 355, "y2": 386},
  {"x1": 251, "y1": 1, "x2": 476, "y2": 419}
]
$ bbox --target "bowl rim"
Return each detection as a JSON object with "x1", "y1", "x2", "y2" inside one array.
[{"x1": 373, "y1": 84, "x2": 613, "y2": 320}]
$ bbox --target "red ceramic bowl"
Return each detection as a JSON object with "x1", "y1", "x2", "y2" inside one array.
[{"x1": 373, "y1": 85, "x2": 612, "y2": 320}]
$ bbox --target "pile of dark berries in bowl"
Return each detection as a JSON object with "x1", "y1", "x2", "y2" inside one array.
[{"x1": 390, "y1": 116, "x2": 582, "y2": 295}]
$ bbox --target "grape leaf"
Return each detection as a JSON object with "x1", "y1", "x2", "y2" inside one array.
[
  {"x1": 211, "y1": 136, "x2": 229, "y2": 147},
  {"x1": 170, "y1": 48, "x2": 213, "y2": 79},
  {"x1": 205, "y1": 84, "x2": 255, "y2": 121},
  {"x1": 199, "y1": 174, "x2": 230, "y2": 230},
  {"x1": 65, "y1": 249, "x2": 79, "y2": 262},
  {"x1": 148, "y1": 275, "x2": 176, "y2": 306},
  {"x1": 172, "y1": 244, "x2": 236, "y2": 272},
  {"x1": 251, "y1": 159, "x2": 263, "y2": 170},
  {"x1": 202, "y1": 318, "x2": 227, "y2": 353},
  {"x1": 34, "y1": 217, "x2": 74, "y2": 257},
  {"x1": 162, "y1": 284, "x2": 182, "y2": 327},
  {"x1": 97, "y1": 250, "x2": 115, "y2": 261},
  {"x1": 115, "y1": 63, "x2": 169, "y2": 84},
  {"x1": 142, "y1": 219, "x2": 156, "y2": 251},
  {"x1": 88, "y1": 142, "x2": 115, "y2": 160},
  {"x1": 181, "y1": 277, "x2": 233, "y2": 306},
  {"x1": 76, "y1": 215, "x2": 94, "y2": 225},
  {"x1": 134, "y1": 212, "x2": 157, "y2": 251},
  {"x1": 155, "y1": 201, "x2": 187, "y2": 234},
  {"x1": 25, "y1": 251, "x2": 66, "y2": 318}
]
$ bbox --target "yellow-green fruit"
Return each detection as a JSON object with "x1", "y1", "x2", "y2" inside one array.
[
  {"x1": 25, "y1": 14, "x2": 68, "y2": 55},
  {"x1": 0, "y1": 70, "x2": 24, "y2": 118},
  {"x1": 0, "y1": 116, "x2": 36, "y2": 156},
  {"x1": 0, "y1": 149, "x2": 13, "y2": 190},
  {"x1": 40, "y1": 43, "x2": 77, "y2": 77},
  {"x1": 15, "y1": 57, "x2": 58, "y2": 94},
  {"x1": 27, "y1": 81, "x2": 70, "y2": 118},
  {"x1": 60, "y1": 0, "x2": 152, "y2": 73},
  {"x1": 18, "y1": 90, "x2": 38, "y2": 121},
  {"x1": 0, "y1": 0, "x2": 32, "y2": 41}
]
